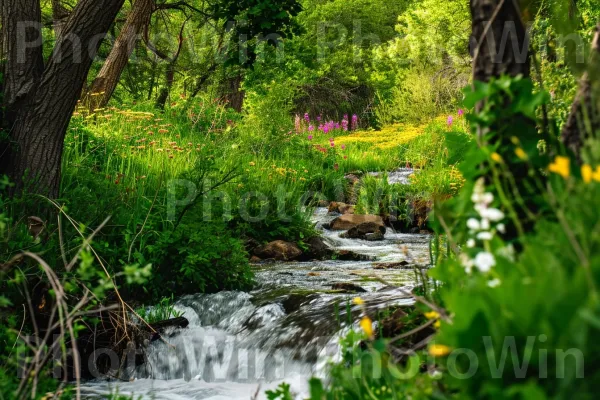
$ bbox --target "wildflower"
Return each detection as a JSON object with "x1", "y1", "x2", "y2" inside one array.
[
  {"x1": 353, "y1": 297, "x2": 364, "y2": 305},
  {"x1": 342, "y1": 118, "x2": 349, "y2": 131},
  {"x1": 480, "y1": 208, "x2": 504, "y2": 222},
  {"x1": 343, "y1": 155, "x2": 348, "y2": 159},
  {"x1": 158, "y1": 129, "x2": 169, "y2": 134},
  {"x1": 308, "y1": 125, "x2": 314, "y2": 132},
  {"x1": 515, "y1": 147, "x2": 528, "y2": 160},
  {"x1": 308, "y1": 135, "x2": 313, "y2": 141},
  {"x1": 467, "y1": 239, "x2": 476, "y2": 248},
  {"x1": 581, "y1": 164, "x2": 593, "y2": 184},
  {"x1": 467, "y1": 218, "x2": 480, "y2": 231},
  {"x1": 424, "y1": 311, "x2": 440, "y2": 320},
  {"x1": 360, "y1": 316, "x2": 374, "y2": 338},
  {"x1": 249, "y1": 162, "x2": 256, "y2": 166},
  {"x1": 497, "y1": 223, "x2": 506, "y2": 234},
  {"x1": 341, "y1": 144, "x2": 346, "y2": 150},
  {"x1": 511, "y1": 136, "x2": 520, "y2": 145},
  {"x1": 474, "y1": 252, "x2": 496, "y2": 273},
  {"x1": 304, "y1": 113, "x2": 310, "y2": 123},
  {"x1": 491, "y1": 152, "x2": 503, "y2": 163},
  {"x1": 476, "y1": 231, "x2": 493, "y2": 241},
  {"x1": 330, "y1": 142, "x2": 335, "y2": 147},
  {"x1": 593, "y1": 166, "x2": 600, "y2": 182},
  {"x1": 447, "y1": 115, "x2": 454, "y2": 127},
  {"x1": 488, "y1": 279, "x2": 501, "y2": 288},
  {"x1": 334, "y1": 163, "x2": 339, "y2": 171},
  {"x1": 434, "y1": 320, "x2": 441, "y2": 329},
  {"x1": 548, "y1": 156, "x2": 570, "y2": 179},
  {"x1": 429, "y1": 344, "x2": 451, "y2": 357},
  {"x1": 460, "y1": 253, "x2": 474, "y2": 274},
  {"x1": 458, "y1": 109, "x2": 464, "y2": 117},
  {"x1": 351, "y1": 114, "x2": 358, "y2": 130}
]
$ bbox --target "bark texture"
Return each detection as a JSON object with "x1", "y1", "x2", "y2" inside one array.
[
  {"x1": 1, "y1": 0, "x2": 126, "y2": 197},
  {"x1": 561, "y1": 24, "x2": 600, "y2": 159},
  {"x1": 470, "y1": 0, "x2": 531, "y2": 82},
  {"x1": 86, "y1": 0, "x2": 155, "y2": 110},
  {"x1": 51, "y1": 0, "x2": 71, "y2": 38}
]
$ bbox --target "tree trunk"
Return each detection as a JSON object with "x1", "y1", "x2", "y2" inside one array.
[
  {"x1": 222, "y1": 74, "x2": 245, "y2": 112},
  {"x1": 51, "y1": 0, "x2": 70, "y2": 39},
  {"x1": 155, "y1": 62, "x2": 176, "y2": 109},
  {"x1": 470, "y1": 0, "x2": 531, "y2": 83},
  {"x1": 85, "y1": 0, "x2": 154, "y2": 111},
  {"x1": 561, "y1": 24, "x2": 600, "y2": 160},
  {"x1": 1, "y1": 0, "x2": 125, "y2": 198}
]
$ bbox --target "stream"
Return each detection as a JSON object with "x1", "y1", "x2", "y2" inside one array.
[{"x1": 82, "y1": 169, "x2": 431, "y2": 399}]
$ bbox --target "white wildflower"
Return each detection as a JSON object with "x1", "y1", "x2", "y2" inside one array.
[
  {"x1": 466, "y1": 239, "x2": 476, "y2": 248},
  {"x1": 459, "y1": 253, "x2": 474, "y2": 274},
  {"x1": 480, "y1": 208, "x2": 504, "y2": 222},
  {"x1": 467, "y1": 218, "x2": 480, "y2": 230},
  {"x1": 480, "y1": 218, "x2": 490, "y2": 230},
  {"x1": 474, "y1": 252, "x2": 496, "y2": 273},
  {"x1": 497, "y1": 223, "x2": 506, "y2": 234},
  {"x1": 476, "y1": 231, "x2": 493, "y2": 241},
  {"x1": 471, "y1": 193, "x2": 483, "y2": 203},
  {"x1": 487, "y1": 279, "x2": 501, "y2": 288},
  {"x1": 481, "y1": 192, "x2": 494, "y2": 205},
  {"x1": 497, "y1": 244, "x2": 515, "y2": 262}
]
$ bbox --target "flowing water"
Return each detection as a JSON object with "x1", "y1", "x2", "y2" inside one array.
[{"x1": 82, "y1": 170, "x2": 430, "y2": 400}]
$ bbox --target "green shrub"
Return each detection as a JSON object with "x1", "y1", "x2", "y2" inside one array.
[{"x1": 141, "y1": 220, "x2": 254, "y2": 300}]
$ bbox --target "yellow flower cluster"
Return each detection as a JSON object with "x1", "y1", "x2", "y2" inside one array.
[
  {"x1": 581, "y1": 164, "x2": 600, "y2": 183},
  {"x1": 429, "y1": 344, "x2": 452, "y2": 357},
  {"x1": 548, "y1": 156, "x2": 570, "y2": 179},
  {"x1": 333, "y1": 122, "x2": 428, "y2": 150},
  {"x1": 425, "y1": 310, "x2": 441, "y2": 329},
  {"x1": 547, "y1": 156, "x2": 600, "y2": 183}
]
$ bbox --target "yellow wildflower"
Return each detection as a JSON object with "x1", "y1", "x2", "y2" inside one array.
[
  {"x1": 434, "y1": 320, "x2": 441, "y2": 329},
  {"x1": 360, "y1": 316, "x2": 374, "y2": 338},
  {"x1": 429, "y1": 344, "x2": 452, "y2": 357},
  {"x1": 515, "y1": 148, "x2": 528, "y2": 161},
  {"x1": 491, "y1": 152, "x2": 504, "y2": 163},
  {"x1": 353, "y1": 297, "x2": 364, "y2": 305},
  {"x1": 581, "y1": 164, "x2": 592, "y2": 184},
  {"x1": 593, "y1": 166, "x2": 600, "y2": 182},
  {"x1": 249, "y1": 162, "x2": 256, "y2": 166},
  {"x1": 548, "y1": 156, "x2": 570, "y2": 179},
  {"x1": 424, "y1": 311, "x2": 440, "y2": 320},
  {"x1": 510, "y1": 136, "x2": 520, "y2": 145}
]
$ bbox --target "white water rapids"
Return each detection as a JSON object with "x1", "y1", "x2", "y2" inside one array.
[{"x1": 82, "y1": 170, "x2": 431, "y2": 399}]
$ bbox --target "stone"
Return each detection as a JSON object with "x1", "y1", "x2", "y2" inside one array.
[
  {"x1": 331, "y1": 282, "x2": 367, "y2": 293},
  {"x1": 364, "y1": 231, "x2": 385, "y2": 241},
  {"x1": 373, "y1": 261, "x2": 410, "y2": 270},
  {"x1": 329, "y1": 214, "x2": 385, "y2": 231},
  {"x1": 328, "y1": 202, "x2": 355, "y2": 214},
  {"x1": 253, "y1": 240, "x2": 302, "y2": 261},
  {"x1": 335, "y1": 250, "x2": 375, "y2": 261},
  {"x1": 341, "y1": 221, "x2": 386, "y2": 239},
  {"x1": 344, "y1": 174, "x2": 361, "y2": 185},
  {"x1": 317, "y1": 200, "x2": 330, "y2": 207},
  {"x1": 298, "y1": 236, "x2": 334, "y2": 261}
]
